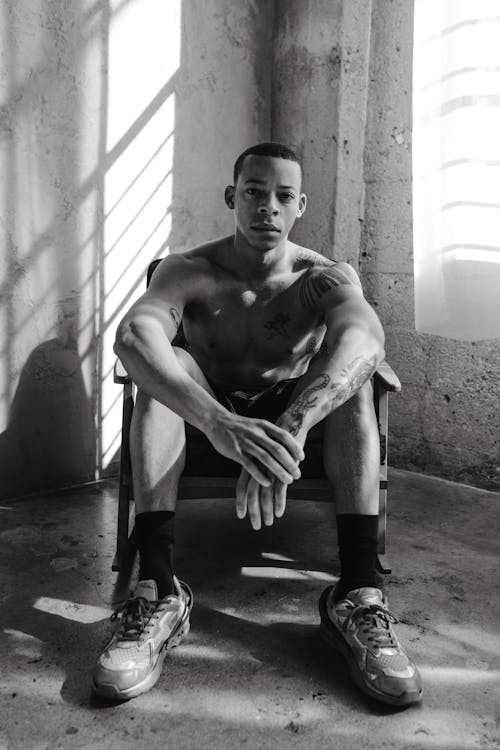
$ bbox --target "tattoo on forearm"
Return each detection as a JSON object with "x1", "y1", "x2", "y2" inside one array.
[
  {"x1": 264, "y1": 312, "x2": 291, "y2": 338},
  {"x1": 305, "y1": 336, "x2": 318, "y2": 356},
  {"x1": 282, "y1": 356, "x2": 377, "y2": 434},
  {"x1": 283, "y1": 374, "x2": 330, "y2": 436},
  {"x1": 327, "y1": 356, "x2": 377, "y2": 410},
  {"x1": 169, "y1": 307, "x2": 181, "y2": 331},
  {"x1": 299, "y1": 265, "x2": 359, "y2": 311}
]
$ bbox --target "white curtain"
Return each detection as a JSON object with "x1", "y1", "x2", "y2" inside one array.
[{"x1": 412, "y1": 0, "x2": 500, "y2": 340}]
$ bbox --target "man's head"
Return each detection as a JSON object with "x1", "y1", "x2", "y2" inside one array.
[
  {"x1": 225, "y1": 142, "x2": 306, "y2": 250},
  {"x1": 232, "y1": 142, "x2": 302, "y2": 186}
]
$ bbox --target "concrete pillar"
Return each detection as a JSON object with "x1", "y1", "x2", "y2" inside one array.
[{"x1": 271, "y1": 0, "x2": 372, "y2": 264}]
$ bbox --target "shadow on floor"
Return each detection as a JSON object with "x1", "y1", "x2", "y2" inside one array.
[{"x1": 0, "y1": 471, "x2": 499, "y2": 749}]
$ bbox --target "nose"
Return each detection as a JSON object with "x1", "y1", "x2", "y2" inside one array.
[{"x1": 257, "y1": 193, "x2": 279, "y2": 215}]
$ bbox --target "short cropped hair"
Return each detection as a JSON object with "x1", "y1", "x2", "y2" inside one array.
[{"x1": 233, "y1": 142, "x2": 301, "y2": 184}]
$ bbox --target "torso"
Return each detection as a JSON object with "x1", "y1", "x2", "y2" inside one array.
[{"x1": 174, "y1": 238, "x2": 335, "y2": 388}]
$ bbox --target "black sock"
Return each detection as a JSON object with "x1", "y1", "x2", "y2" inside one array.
[
  {"x1": 134, "y1": 511, "x2": 176, "y2": 598},
  {"x1": 335, "y1": 513, "x2": 382, "y2": 601}
]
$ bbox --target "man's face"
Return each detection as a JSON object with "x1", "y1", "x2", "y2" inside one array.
[{"x1": 226, "y1": 155, "x2": 306, "y2": 250}]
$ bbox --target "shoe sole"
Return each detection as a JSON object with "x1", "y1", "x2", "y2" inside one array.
[
  {"x1": 318, "y1": 586, "x2": 423, "y2": 707},
  {"x1": 92, "y1": 580, "x2": 194, "y2": 702}
]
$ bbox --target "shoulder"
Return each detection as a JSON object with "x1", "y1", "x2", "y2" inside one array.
[
  {"x1": 294, "y1": 248, "x2": 362, "y2": 312},
  {"x1": 293, "y1": 245, "x2": 361, "y2": 283},
  {"x1": 147, "y1": 238, "x2": 227, "y2": 292}
]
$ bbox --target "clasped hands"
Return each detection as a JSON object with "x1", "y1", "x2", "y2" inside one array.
[{"x1": 207, "y1": 411, "x2": 306, "y2": 531}]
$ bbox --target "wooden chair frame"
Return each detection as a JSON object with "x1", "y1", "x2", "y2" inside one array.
[{"x1": 111, "y1": 261, "x2": 401, "y2": 574}]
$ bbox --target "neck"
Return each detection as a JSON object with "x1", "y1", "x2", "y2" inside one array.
[{"x1": 229, "y1": 230, "x2": 292, "y2": 281}]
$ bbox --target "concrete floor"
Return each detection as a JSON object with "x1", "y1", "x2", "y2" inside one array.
[{"x1": 0, "y1": 468, "x2": 499, "y2": 750}]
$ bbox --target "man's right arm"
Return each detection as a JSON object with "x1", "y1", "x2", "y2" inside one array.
[
  {"x1": 114, "y1": 255, "x2": 224, "y2": 435},
  {"x1": 114, "y1": 255, "x2": 304, "y2": 487}
]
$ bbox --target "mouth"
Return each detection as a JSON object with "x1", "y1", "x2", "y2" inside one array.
[{"x1": 251, "y1": 224, "x2": 280, "y2": 233}]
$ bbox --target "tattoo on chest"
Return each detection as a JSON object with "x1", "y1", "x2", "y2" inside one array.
[{"x1": 264, "y1": 312, "x2": 291, "y2": 338}]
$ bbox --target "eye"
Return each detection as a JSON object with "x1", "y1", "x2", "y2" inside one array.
[
  {"x1": 246, "y1": 187, "x2": 258, "y2": 196},
  {"x1": 280, "y1": 193, "x2": 295, "y2": 203}
]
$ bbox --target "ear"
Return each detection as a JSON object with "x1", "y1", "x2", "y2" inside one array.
[
  {"x1": 224, "y1": 185, "x2": 235, "y2": 209},
  {"x1": 297, "y1": 193, "x2": 307, "y2": 218}
]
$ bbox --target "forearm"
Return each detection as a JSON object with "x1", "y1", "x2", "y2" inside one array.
[
  {"x1": 278, "y1": 326, "x2": 384, "y2": 438},
  {"x1": 114, "y1": 318, "x2": 227, "y2": 434}
]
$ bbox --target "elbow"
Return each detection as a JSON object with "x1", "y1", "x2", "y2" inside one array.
[
  {"x1": 372, "y1": 328, "x2": 385, "y2": 368},
  {"x1": 114, "y1": 318, "x2": 138, "y2": 359}
]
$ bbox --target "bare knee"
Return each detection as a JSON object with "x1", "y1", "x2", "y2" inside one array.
[
  {"x1": 330, "y1": 381, "x2": 375, "y2": 427},
  {"x1": 322, "y1": 382, "x2": 379, "y2": 480}
]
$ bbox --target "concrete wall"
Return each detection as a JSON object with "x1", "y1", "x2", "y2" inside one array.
[
  {"x1": 1, "y1": 0, "x2": 498, "y2": 498},
  {"x1": 363, "y1": 1, "x2": 500, "y2": 490},
  {"x1": 0, "y1": 0, "x2": 100, "y2": 498},
  {"x1": 269, "y1": 0, "x2": 500, "y2": 491},
  {"x1": 0, "y1": 0, "x2": 273, "y2": 499}
]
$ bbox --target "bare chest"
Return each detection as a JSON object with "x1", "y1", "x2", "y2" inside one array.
[{"x1": 184, "y1": 280, "x2": 324, "y2": 372}]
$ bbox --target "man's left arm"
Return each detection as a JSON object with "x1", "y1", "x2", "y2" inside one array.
[
  {"x1": 236, "y1": 262, "x2": 385, "y2": 530},
  {"x1": 276, "y1": 263, "x2": 385, "y2": 444}
]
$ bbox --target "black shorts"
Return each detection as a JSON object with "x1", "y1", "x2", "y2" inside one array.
[
  {"x1": 184, "y1": 374, "x2": 324, "y2": 478},
  {"x1": 207, "y1": 377, "x2": 300, "y2": 423}
]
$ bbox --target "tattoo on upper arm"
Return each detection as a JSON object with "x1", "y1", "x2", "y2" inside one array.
[
  {"x1": 264, "y1": 312, "x2": 291, "y2": 338},
  {"x1": 299, "y1": 265, "x2": 360, "y2": 311},
  {"x1": 169, "y1": 307, "x2": 181, "y2": 331}
]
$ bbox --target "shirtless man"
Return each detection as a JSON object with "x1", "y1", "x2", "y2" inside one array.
[{"x1": 92, "y1": 142, "x2": 422, "y2": 706}]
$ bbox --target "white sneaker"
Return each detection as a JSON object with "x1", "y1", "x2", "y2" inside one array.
[
  {"x1": 319, "y1": 586, "x2": 423, "y2": 706},
  {"x1": 92, "y1": 576, "x2": 193, "y2": 701}
]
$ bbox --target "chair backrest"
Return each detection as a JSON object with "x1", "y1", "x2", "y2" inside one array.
[{"x1": 146, "y1": 258, "x2": 163, "y2": 287}]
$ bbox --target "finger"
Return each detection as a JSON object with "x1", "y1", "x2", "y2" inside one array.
[
  {"x1": 273, "y1": 480, "x2": 287, "y2": 518},
  {"x1": 245, "y1": 442, "x2": 301, "y2": 485},
  {"x1": 236, "y1": 469, "x2": 250, "y2": 519},
  {"x1": 261, "y1": 421, "x2": 306, "y2": 461},
  {"x1": 240, "y1": 453, "x2": 271, "y2": 487},
  {"x1": 252, "y1": 433, "x2": 302, "y2": 478},
  {"x1": 260, "y1": 480, "x2": 275, "y2": 527},
  {"x1": 246, "y1": 478, "x2": 262, "y2": 531}
]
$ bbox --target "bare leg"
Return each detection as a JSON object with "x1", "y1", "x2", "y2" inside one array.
[
  {"x1": 129, "y1": 346, "x2": 216, "y2": 515},
  {"x1": 322, "y1": 381, "x2": 381, "y2": 596},
  {"x1": 321, "y1": 381, "x2": 380, "y2": 515},
  {"x1": 285, "y1": 377, "x2": 381, "y2": 597}
]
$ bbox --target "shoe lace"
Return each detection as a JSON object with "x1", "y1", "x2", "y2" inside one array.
[
  {"x1": 110, "y1": 596, "x2": 158, "y2": 641},
  {"x1": 342, "y1": 603, "x2": 399, "y2": 649}
]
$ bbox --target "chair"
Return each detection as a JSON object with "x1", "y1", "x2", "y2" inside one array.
[{"x1": 112, "y1": 260, "x2": 401, "y2": 574}]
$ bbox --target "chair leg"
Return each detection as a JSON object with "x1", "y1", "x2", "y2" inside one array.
[
  {"x1": 375, "y1": 383, "x2": 392, "y2": 575},
  {"x1": 112, "y1": 381, "x2": 135, "y2": 572}
]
